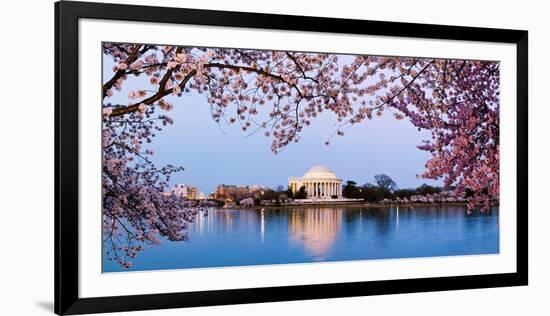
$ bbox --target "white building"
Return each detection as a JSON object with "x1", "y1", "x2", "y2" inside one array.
[{"x1": 289, "y1": 165, "x2": 343, "y2": 199}]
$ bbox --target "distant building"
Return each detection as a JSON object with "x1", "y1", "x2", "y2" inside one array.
[
  {"x1": 172, "y1": 184, "x2": 197, "y2": 200},
  {"x1": 289, "y1": 165, "x2": 343, "y2": 199},
  {"x1": 215, "y1": 184, "x2": 268, "y2": 201},
  {"x1": 189, "y1": 187, "x2": 197, "y2": 199},
  {"x1": 215, "y1": 184, "x2": 237, "y2": 200}
]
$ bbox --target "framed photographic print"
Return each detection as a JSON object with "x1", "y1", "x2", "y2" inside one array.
[{"x1": 55, "y1": 0, "x2": 528, "y2": 314}]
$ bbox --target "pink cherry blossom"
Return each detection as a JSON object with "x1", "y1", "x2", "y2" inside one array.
[{"x1": 102, "y1": 43, "x2": 500, "y2": 268}]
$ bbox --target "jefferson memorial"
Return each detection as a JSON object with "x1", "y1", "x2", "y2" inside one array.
[{"x1": 289, "y1": 165, "x2": 343, "y2": 199}]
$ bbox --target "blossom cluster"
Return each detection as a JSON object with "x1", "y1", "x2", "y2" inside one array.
[{"x1": 102, "y1": 43, "x2": 500, "y2": 266}]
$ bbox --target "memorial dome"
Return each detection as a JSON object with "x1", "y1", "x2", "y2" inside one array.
[{"x1": 302, "y1": 165, "x2": 338, "y2": 179}]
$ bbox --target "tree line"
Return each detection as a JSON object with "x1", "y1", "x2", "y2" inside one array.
[
  {"x1": 248, "y1": 174, "x2": 446, "y2": 204},
  {"x1": 341, "y1": 174, "x2": 445, "y2": 202}
]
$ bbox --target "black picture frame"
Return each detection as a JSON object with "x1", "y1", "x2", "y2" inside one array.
[{"x1": 55, "y1": 1, "x2": 528, "y2": 314}]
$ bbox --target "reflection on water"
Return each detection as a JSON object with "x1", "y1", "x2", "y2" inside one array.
[
  {"x1": 289, "y1": 208, "x2": 343, "y2": 260},
  {"x1": 103, "y1": 206, "x2": 499, "y2": 272}
]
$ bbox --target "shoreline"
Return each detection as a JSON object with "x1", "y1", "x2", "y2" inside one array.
[{"x1": 215, "y1": 201, "x2": 478, "y2": 210}]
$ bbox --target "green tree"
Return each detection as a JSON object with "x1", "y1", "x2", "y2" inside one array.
[
  {"x1": 359, "y1": 183, "x2": 384, "y2": 202},
  {"x1": 415, "y1": 183, "x2": 442, "y2": 196},
  {"x1": 294, "y1": 185, "x2": 307, "y2": 199},
  {"x1": 286, "y1": 186, "x2": 294, "y2": 199},
  {"x1": 342, "y1": 180, "x2": 360, "y2": 198},
  {"x1": 261, "y1": 189, "x2": 279, "y2": 201},
  {"x1": 374, "y1": 174, "x2": 397, "y2": 192},
  {"x1": 394, "y1": 188, "x2": 416, "y2": 199}
]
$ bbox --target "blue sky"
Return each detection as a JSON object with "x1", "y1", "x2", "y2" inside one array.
[{"x1": 103, "y1": 49, "x2": 442, "y2": 195}]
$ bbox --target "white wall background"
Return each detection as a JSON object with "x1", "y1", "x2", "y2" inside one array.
[{"x1": 0, "y1": 0, "x2": 546, "y2": 315}]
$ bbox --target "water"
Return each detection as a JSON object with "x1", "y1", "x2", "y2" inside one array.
[{"x1": 103, "y1": 206, "x2": 499, "y2": 272}]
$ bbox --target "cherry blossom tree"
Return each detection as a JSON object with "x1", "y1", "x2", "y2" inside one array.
[
  {"x1": 102, "y1": 105, "x2": 202, "y2": 268},
  {"x1": 102, "y1": 43, "x2": 499, "y2": 267},
  {"x1": 239, "y1": 197, "x2": 255, "y2": 208}
]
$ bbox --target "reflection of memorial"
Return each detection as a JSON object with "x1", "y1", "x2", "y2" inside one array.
[{"x1": 289, "y1": 208, "x2": 343, "y2": 260}]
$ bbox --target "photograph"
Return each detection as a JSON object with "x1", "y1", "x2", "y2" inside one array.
[
  {"x1": 3, "y1": 0, "x2": 545, "y2": 315},
  {"x1": 101, "y1": 42, "x2": 500, "y2": 272}
]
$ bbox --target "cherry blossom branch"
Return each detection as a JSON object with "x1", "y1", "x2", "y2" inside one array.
[{"x1": 102, "y1": 44, "x2": 143, "y2": 98}]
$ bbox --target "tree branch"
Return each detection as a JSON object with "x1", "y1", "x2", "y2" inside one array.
[
  {"x1": 108, "y1": 61, "x2": 305, "y2": 117},
  {"x1": 102, "y1": 45, "x2": 142, "y2": 98}
]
